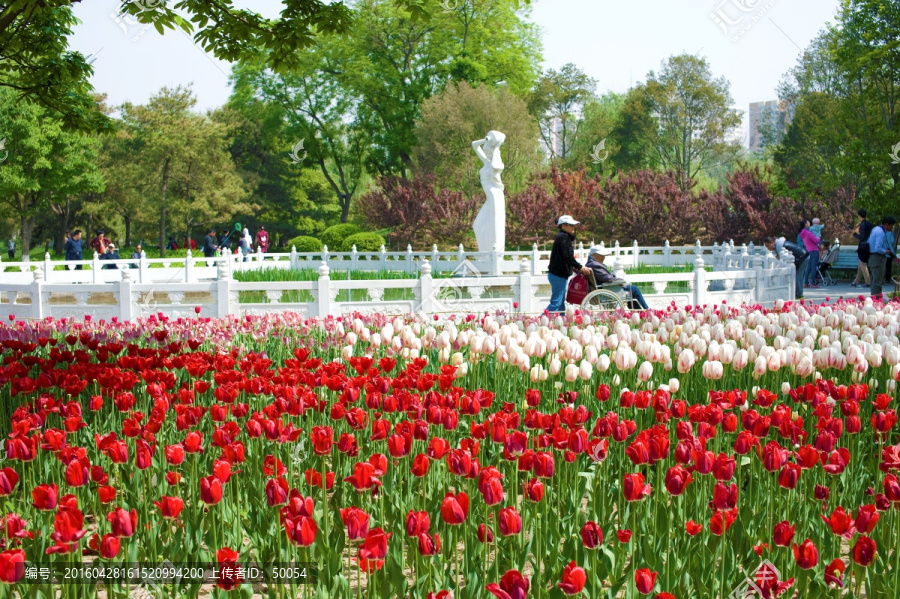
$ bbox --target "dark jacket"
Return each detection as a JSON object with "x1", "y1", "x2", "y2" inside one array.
[
  {"x1": 548, "y1": 231, "x2": 582, "y2": 278},
  {"x1": 64, "y1": 238, "x2": 83, "y2": 261},
  {"x1": 203, "y1": 234, "x2": 218, "y2": 257},
  {"x1": 586, "y1": 256, "x2": 625, "y2": 286},
  {"x1": 855, "y1": 219, "x2": 874, "y2": 245}
]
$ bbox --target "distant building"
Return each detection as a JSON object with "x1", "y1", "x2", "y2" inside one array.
[
  {"x1": 549, "y1": 116, "x2": 565, "y2": 158},
  {"x1": 748, "y1": 100, "x2": 793, "y2": 152}
]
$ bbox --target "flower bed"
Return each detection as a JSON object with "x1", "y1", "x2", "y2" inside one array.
[{"x1": 0, "y1": 299, "x2": 897, "y2": 598}]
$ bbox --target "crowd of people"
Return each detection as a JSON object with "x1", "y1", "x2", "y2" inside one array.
[{"x1": 547, "y1": 212, "x2": 898, "y2": 313}]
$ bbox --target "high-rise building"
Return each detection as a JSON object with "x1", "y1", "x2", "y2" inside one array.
[{"x1": 748, "y1": 100, "x2": 792, "y2": 152}]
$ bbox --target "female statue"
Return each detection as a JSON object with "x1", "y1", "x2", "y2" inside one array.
[{"x1": 471, "y1": 131, "x2": 506, "y2": 252}]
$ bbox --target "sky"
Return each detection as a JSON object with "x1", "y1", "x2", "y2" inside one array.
[{"x1": 68, "y1": 0, "x2": 842, "y2": 144}]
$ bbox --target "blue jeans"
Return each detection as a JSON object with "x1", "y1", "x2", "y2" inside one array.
[
  {"x1": 806, "y1": 250, "x2": 819, "y2": 285},
  {"x1": 547, "y1": 273, "x2": 568, "y2": 313},
  {"x1": 623, "y1": 285, "x2": 649, "y2": 310},
  {"x1": 795, "y1": 258, "x2": 807, "y2": 298}
]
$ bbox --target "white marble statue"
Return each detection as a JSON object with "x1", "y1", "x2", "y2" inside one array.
[{"x1": 471, "y1": 131, "x2": 506, "y2": 253}]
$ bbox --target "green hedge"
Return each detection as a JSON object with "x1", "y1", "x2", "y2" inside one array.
[
  {"x1": 340, "y1": 232, "x2": 386, "y2": 252},
  {"x1": 288, "y1": 236, "x2": 324, "y2": 253},
  {"x1": 320, "y1": 224, "x2": 360, "y2": 250}
]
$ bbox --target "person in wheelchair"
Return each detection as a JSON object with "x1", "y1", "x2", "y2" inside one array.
[{"x1": 586, "y1": 246, "x2": 650, "y2": 310}]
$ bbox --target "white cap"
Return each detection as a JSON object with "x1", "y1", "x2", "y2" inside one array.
[
  {"x1": 590, "y1": 245, "x2": 608, "y2": 256},
  {"x1": 556, "y1": 215, "x2": 580, "y2": 226}
]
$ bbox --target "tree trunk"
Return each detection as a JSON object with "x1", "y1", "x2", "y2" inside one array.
[
  {"x1": 159, "y1": 158, "x2": 170, "y2": 258},
  {"x1": 20, "y1": 213, "x2": 35, "y2": 262},
  {"x1": 124, "y1": 214, "x2": 132, "y2": 249},
  {"x1": 55, "y1": 195, "x2": 71, "y2": 257},
  {"x1": 340, "y1": 195, "x2": 350, "y2": 223}
]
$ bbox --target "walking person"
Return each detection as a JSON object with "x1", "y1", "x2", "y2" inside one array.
[
  {"x1": 799, "y1": 220, "x2": 821, "y2": 288},
  {"x1": 764, "y1": 236, "x2": 808, "y2": 300},
  {"x1": 547, "y1": 215, "x2": 591, "y2": 313},
  {"x1": 852, "y1": 209, "x2": 873, "y2": 287},
  {"x1": 203, "y1": 228, "x2": 219, "y2": 266},
  {"x1": 6, "y1": 237, "x2": 14, "y2": 260},
  {"x1": 129, "y1": 244, "x2": 142, "y2": 269},
  {"x1": 868, "y1": 216, "x2": 896, "y2": 299},
  {"x1": 65, "y1": 230, "x2": 84, "y2": 270}
]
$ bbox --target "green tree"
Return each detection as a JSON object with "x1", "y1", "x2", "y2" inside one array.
[
  {"x1": 0, "y1": 89, "x2": 103, "y2": 256},
  {"x1": 528, "y1": 63, "x2": 597, "y2": 161},
  {"x1": 119, "y1": 86, "x2": 249, "y2": 256},
  {"x1": 0, "y1": 0, "x2": 532, "y2": 131},
  {"x1": 638, "y1": 54, "x2": 742, "y2": 190},
  {"x1": 564, "y1": 92, "x2": 626, "y2": 176},
  {"x1": 413, "y1": 81, "x2": 542, "y2": 196}
]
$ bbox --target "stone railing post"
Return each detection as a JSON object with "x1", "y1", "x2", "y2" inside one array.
[
  {"x1": 693, "y1": 256, "x2": 707, "y2": 306},
  {"x1": 753, "y1": 254, "x2": 765, "y2": 303},
  {"x1": 380, "y1": 245, "x2": 388, "y2": 271},
  {"x1": 663, "y1": 240, "x2": 671, "y2": 267},
  {"x1": 694, "y1": 240, "x2": 703, "y2": 257},
  {"x1": 431, "y1": 244, "x2": 439, "y2": 272},
  {"x1": 92, "y1": 251, "x2": 101, "y2": 284},
  {"x1": 406, "y1": 244, "x2": 415, "y2": 275},
  {"x1": 256, "y1": 245, "x2": 264, "y2": 264},
  {"x1": 611, "y1": 253, "x2": 626, "y2": 280},
  {"x1": 632, "y1": 240, "x2": 640, "y2": 268},
  {"x1": 317, "y1": 262, "x2": 332, "y2": 318},
  {"x1": 322, "y1": 245, "x2": 330, "y2": 269},
  {"x1": 31, "y1": 268, "x2": 45, "y2": 320},
  {"x1": 613, "y1": 240, "x2": 620, "y2": 263},
  {"x1": 517, "y1": 259, "x2": 533, "y2": 313},
  {"x1": 216, "y1": 252, "x2": 233, "y2": 318},
  {"x1": 185, "y1": 250, "x2": 194, "y2": 283},
  {"x1": 418, "y1": 260, "x2": 434, "y2": 314},
  {"x1": 119, "y1": 268, "x2": 134, "y2": 322},
  {"x1": 140, "y1": 251, "x2": 150, "y2": 284},
  {"x1": 531, "y1": 243, "x2": 540, "y2": 275},
  {"x1": 290, "y1": 246, "x2": 298, "y2": 270},
  {"x1": 43, "y1": 253, "x2": 52, "y2": 284},
  {"x1": 350, "y1": 245, "x2": 358, "y2": 270},
  {"x1": 490, "y1": 243, "x2": 502, "y2": 276}
]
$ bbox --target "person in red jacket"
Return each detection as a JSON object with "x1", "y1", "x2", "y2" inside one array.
[{"x1": 255, "y1": 226, "x2": 270, "y2": 254}]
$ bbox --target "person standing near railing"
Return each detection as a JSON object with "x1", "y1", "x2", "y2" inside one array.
[
  {"x1": 255, "y1": 226, "x2": 269, "y2": 254},
  {"x1": 65, "y1": 230, "x2": 84, "y2": 270},
  {"x1": 547, "y1": 215, "x2": 591, "y2": 313},
  {"x1": 852, "y1": 209, "x2": 873, "y2": 287},
  {"x1": 867, "y1": 216, "x2": 896, "y2": 299},
  {"x1": 6, "y1": 237, "x2": 14, "y2": 260},
  {"x1": 799, "y1": 220, "x2": 821, "y2": 289}
]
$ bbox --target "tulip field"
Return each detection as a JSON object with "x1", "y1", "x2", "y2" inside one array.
[{"x1": 0, "y1": 298, "x2": 899, "y2": 598}]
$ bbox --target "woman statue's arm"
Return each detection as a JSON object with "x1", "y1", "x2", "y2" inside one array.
[{"x1": 472, "y1": 138, "x2": 488, "y2": 162}]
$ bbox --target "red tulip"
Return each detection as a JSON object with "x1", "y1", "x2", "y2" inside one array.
[
  {"x1": 153, "y1": 496, "x2": 184, "y2": 520},
  {"x1": 417, "y1": 532, "x2": 440, "y2": 556},
  {"x1": 183, "y1": 431, "x2": 204, "y2": 454},
  {"x1": 304, "y1": 469, "x2": 335, "y2": 490},
  {"x1": 406, "y1": 510, "x2": 430, "y2": 537},
  {"x1": 486, "y1": 569, "x2": 529, "y2": 599},
  {"x1": 772, "y1": 521, "x2": 795, "y2": 547},
  {"x1": 852, "y1": 536, "x2": 876, "y2": 567},
  {"x1": 558, "y1": 561, "x2": 586, "y2": 595},
  {"x1": 498, "y1": 507, "x2": 522, "y2": 536},
  {"x1": 97, "y1": 486, "x2": 116, "y2": 504},
  {"x1": 165, "y1": 444, "x2": 185, "y2": 465},
  {"x1": 412, "y1": 453, "x2": 431, "y2": 477},
  {"x1": 664, "y1": 466, "x2": 693, "y2": 496},
  {"x1": 777, "y1": 463, "x2": 801, "y2": 490},
  {"x1": 884, "y1": 474, "x2": 900, "y2": 502},
  {"x1": 99, "y1": 534, "x2": 120, "y2": 559},
  {"x1": 821, "y1": 506, "x2": 854, "y2": 537},
  {"x1": 711, "y1": 453, "x2": 735, "y2": 481},
  {"x1": 200, "y1": 476, "x2": 223, "y2": 505},
  {"x1": 216, "y1": 546, "x2": 242, "y2": 590},
  {"x1": 440, "y1": 492, "x2": 469, "y2": 525},
  {"x1": 617, "y1": 529, "x2": 632, "y2": 543},
  {"x1": 344, "y1": 462, "x2": 381, "y2": 492},
  {"x1": 824, "y1": 558, "x2": 846, "y2": 587},
  {"x1": 32, "y1": 484, "x2": 59, "y2": 511},
  {"x1": 311, "y1": 426, "x2": 334, "y2": 456},
  {"x1": 0, "y1": 549, "x2": 25, "y2": 583},
  {"x1": 685, "y1": 520, "x2": 702, "y2": 536},
  {"x1": 623, "y1": 473, "x2": 651, "y2": 501},
  {"x1": 635, "y1": 568, "x2": 658, "y2": 595},
  {"x1": 709, "y1": 509, "x2": 737, "y2": 536},
  {"x1": 792, "y1": 539, "x2": 819, "y2": 569},
  {"x1": 284, "y1": 515, "x2": 317, "y2": 546},
  {"x1": 523, "y1": 478, "x2": 544, "y2": 502},
  {"x1": 478, "y1": 524, "x2": 494, "y2": 544},
  {"x1": 266, "y1": 478, "x2": 289, "y2": 506},
  {"x1": 340, "y1": 507, "x2": 370, "y2": 541},
  {"x1": 580, "y1": 521, "x2": 602, "y2": 548},
  {"x1": 359, "y1": 527, "x2": 392, "y2": 570},
  {"x1": 711, "y1": 482, "x2": 737, "y2": 510},
  {"x1": 50, "y1": 506, "x2": 86, "y2": 545},
  {"x1": 165, "y1": 472, "x2": 181, "y2": 486},
  {"x1": 0, "y1": 468, "x2": 18, "y2": 496},
  {"x1": 107, "y1": 508, "x2": 137, "y2": 537},
  {"x1": 855, "y1": 504, "x2": 879, "y2": 534}
]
